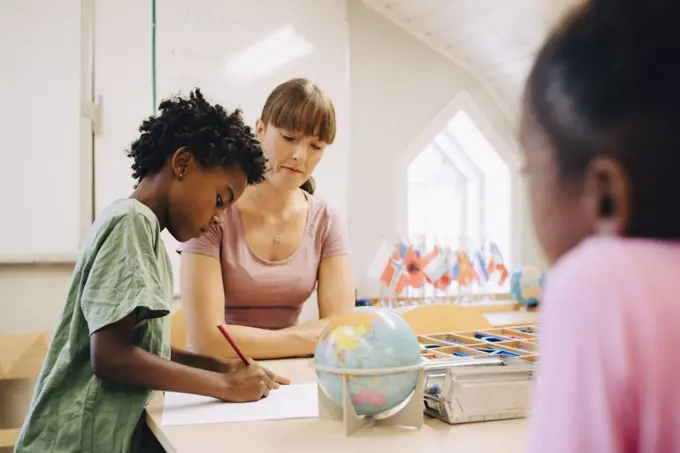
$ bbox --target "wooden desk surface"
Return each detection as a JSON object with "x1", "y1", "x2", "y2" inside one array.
[
  {"x1": 146, "y1": 358, "x2": 528, "y2": 453},
  {"x1": 483, "y1": 310, "x2": 539, "y2": 327}
]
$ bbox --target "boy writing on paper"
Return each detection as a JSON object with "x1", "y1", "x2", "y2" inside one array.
[{"x1": 15, "y1": 89, "x2": 289, "y2": 453}]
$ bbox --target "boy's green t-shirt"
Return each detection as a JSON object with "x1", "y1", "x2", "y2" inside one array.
[{"x1": 15, "y1": 199, "x2": 174, "y2": 453}]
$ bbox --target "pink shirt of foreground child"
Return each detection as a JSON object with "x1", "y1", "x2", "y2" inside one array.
[
  {"x1": 178, "y1": 193, "x2": 348, "y2": 330},
  {"x1": 528, "y1": 237, "x2": 680, "y2": 453}
]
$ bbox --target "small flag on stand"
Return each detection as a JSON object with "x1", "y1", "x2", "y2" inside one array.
[
  {"x1": 404, "y1": 245, "x2": 426, "y2": 289},
  {"x1": 473, "y1": 249, "x2": 489, "y2": 282},
  {"x1": 423, "y1": 246, "x2": 448, "y2": 283},
  {"x1": 377, "y1": 239, "x2": 412, "y2": 296},
  {"x1": 452, "y1": 249, "x2": 477, "y2": 287},
  {"x1": 434, "y1": 246, "x2": 454, "y2": 290},
  {"x1": 380, "y1": 254, "x2": 410, "y2": 295},
  {"x1": 487, "y1": 241, "x2": 509, "y2": 285},
  {"x1": 396, "y1": 240, "x2": 409, "y2": 259},
  {"x1": 368, "y1": 238, "x2": 395, "y2": 279}
]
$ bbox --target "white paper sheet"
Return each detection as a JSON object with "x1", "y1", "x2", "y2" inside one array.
[{"x1": 161, "y1": 383, "x2": 319, "y2": 426}]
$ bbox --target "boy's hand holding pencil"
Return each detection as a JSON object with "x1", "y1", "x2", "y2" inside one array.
[
  {"x1": 213, "y1": 323, "x2": 291, "y2": 402},
  {"x1": 222, "y1": 358, "x2": 290, "y2": 386},
  {"x1": 214, "y1": 362, "x2": 278, "y2": 402}
]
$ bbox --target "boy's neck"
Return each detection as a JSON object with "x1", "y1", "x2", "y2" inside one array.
[
  {"x1": 130, "y1": 176, "x2": 169, "y2": 231},
  {"x1": 240, "y1": 182, "x2": 303, "y2": 216}
]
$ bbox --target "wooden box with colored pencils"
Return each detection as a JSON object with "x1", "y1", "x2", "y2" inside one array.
[{"x1": 419, "y1": 325, "x2": 538, "y2": 424}]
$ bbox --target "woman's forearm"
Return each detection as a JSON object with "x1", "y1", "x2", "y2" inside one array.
[
  {"x1": 282, "y1": 318, "x2": 330, "y2": 332},
  {"x1": 193, "y1": 324, "x2": 318, "y2": 360}
]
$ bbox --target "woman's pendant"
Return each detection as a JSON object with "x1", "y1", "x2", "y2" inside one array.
[{"x1": 273, "y1": 235, "x2": 281, "y2": 244}]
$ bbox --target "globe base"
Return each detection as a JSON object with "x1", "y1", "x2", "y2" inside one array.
[{"x1": 317, "y1": 367, "x2": 425, "y2": 436}]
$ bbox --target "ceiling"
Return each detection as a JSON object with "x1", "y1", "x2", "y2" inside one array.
[{"x1": 361, "y1": 0, "x2": 579, "y2": 121}]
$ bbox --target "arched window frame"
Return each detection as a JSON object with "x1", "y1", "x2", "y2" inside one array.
[{"x1": 395, "y1": 91, "x2": 523, "y2": 274}]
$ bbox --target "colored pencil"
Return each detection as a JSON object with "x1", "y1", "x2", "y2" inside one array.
[{"x1": 216, "y1": 322, "x2": 249, "y2": 366}]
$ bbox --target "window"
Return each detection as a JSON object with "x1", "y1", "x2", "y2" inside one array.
[
  {"x1": 405, "y1": 109, "x2": 513, "y2": 296},
  {"x1": 407, "y1": 144, "x2": 464, "y2": 249}
]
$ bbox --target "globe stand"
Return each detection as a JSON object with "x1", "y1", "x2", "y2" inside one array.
[{"x1": 314, "y1": 362, "x2": 426, "y2": 436}]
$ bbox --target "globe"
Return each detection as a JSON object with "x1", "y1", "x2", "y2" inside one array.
[
  {"x1": 313, "y1": 306, "x2": 422, "y2": 417},
  {"x1": 510, "y1": 266, "x2": 546, "y2": 308}
]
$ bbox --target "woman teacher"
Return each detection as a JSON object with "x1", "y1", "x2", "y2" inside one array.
[{"x1": 178, "y1": 78, "x2": 354, "y2": 359}]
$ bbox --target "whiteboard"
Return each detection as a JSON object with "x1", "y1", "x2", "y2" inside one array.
[
  {"x1": 0, "y1": 0, "x2": 93, "y2": 262},
  {"x1": 94, "y1": 0, "x2": 349, "y2": 293}
]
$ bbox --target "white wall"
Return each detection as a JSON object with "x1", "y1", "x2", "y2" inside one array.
[
  {"x1": 347, "y1": 0, "x2": 545, "y2": 298},
  {"x1": 93, "y1": 0, "x2": 350, "y2": 295},
  {"x1": 0, "y1": 0, "x2": 546, "y2": 334}
]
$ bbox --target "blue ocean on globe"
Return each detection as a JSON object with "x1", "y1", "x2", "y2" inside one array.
[
  {"x1": 313, "y1": 306, "x2": 422, "y2": 417},
  {"x1": 510, "y1": 266, "x2": 546, "y2": 307}
]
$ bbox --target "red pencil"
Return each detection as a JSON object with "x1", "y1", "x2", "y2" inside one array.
[{"x1": 216, "y1": 322, "x2": 250, "y2": 366}]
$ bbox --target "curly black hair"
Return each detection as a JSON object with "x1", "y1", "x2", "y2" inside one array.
[{"x1": 127, "y1": 89, "x2": 267, "y2": 186}]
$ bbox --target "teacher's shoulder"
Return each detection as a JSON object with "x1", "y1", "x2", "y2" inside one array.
[{"x1": 307, "y1": 193, "x2": 344, "y2": 233}]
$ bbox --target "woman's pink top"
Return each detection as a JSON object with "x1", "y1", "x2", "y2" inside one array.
[
  {"x1": 528, "y1": 237, "x2": 680, "y2": 453},
  {"x1": 178, "y1": 194, "x2": 349, "y2": 330}
]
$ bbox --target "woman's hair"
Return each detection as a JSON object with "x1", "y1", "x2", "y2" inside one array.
[
  {"x1": 528, "y1": 0, "x2": 680, "y2": 238},
  {"x1": 299, "y1": 176, "x2": 316, "y2": 194},
  {"x1": 260, "y1": 78, "x2": 336, "y2": 196},
  {"x1": 127, "y1": 89, "x2": 267, "y2": 186}
]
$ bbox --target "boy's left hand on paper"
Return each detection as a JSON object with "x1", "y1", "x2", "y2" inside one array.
[{"x1": 221, "y1": 358, "x2": 292, "y2": 387}]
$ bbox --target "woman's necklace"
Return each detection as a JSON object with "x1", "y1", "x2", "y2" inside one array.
[
  {"x1": 252, "y1": 191, "x2": 305, "y2": 246},
  {"x1": 254, "y1": 205, "x2": 285, "y2": 245}
]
